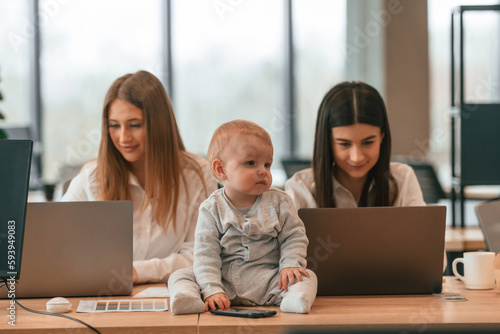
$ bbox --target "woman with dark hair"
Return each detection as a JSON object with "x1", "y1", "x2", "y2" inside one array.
[
  {"x1": 285, "y1": 81, "x2": 425, "y2": 209},
  {"x1": 63, "y1": 70, "x2": 217, "y2": 283}
]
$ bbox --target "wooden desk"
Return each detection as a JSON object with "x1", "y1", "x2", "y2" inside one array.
[
  {"x1": 198, "y1": 277, "x2": 500, "y2": 333},
  {"x1": 0, "y1": 283, "x2": 198, "y2": 334},
  {"x1": 445, "y1": 226, "x2": 487, "y2": 252},
  {"x1": 4, "y1": 278, "x2": 500, "y2": 333}
]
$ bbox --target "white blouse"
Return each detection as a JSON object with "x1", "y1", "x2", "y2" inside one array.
[
  {"x1": 284, "y1": 162, "x2": 426, "y2": 208},
  {"x1": 62, "y1": 153, "x2": 218, "y2": 283}
]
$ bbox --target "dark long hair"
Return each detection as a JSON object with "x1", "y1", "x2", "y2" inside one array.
[{"x1": 312, "y1": 81, "x2": 397, "y2": 207}]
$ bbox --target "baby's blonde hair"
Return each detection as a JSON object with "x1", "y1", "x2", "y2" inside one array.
[{"x1": 207, "y1": 120, "x2": 273, "y2": 165}]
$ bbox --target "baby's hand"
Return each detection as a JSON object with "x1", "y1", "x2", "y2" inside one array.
[
  {"x1": 205, "y1": 293, "x2": 231, "y2": 311},
  {"x1": 279, "y1": 267, "x2": 310, "y2": 291}
]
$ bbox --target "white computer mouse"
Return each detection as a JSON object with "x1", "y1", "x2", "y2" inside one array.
[{"x1": 46, "y1": 297, "x2": 72, "y2": 313}]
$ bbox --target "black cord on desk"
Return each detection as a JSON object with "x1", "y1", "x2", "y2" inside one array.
[{"x1": 2, "y1": 279, "x2": 101, "y2": 334}]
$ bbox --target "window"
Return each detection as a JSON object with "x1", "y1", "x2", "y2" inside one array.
[
  {"x1": 41, "y1": 0, "x2": 163, "y2": 183},
  {"x1": 172, "y1": 0, "x2": 346, "y2": 184},
  {"x1": 293, "y1": 0, "x2": 346, "y2": 158},
  {"x1": 2, "y1": 0, "x2": 348, "y2": 187},
  {"x1": 0, "y1": 1, "x2": 30, "y2": 124},
  {"x1": 172, "y1": 0, "x2": 285, "y2": 181}
]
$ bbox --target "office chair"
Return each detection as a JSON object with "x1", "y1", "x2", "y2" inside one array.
[
  {"x1": 0, "y1": 126, "x2": 42, "y2": 189},
  {"x1": 58, "y1": 164, "x2": 84, "y2": 196},
  {"x1": 405, "y1": 162, "x2": 446, "y2": 204},
  {"x1": 281, "y1": 158, "x2": 312, "y2": 180}
]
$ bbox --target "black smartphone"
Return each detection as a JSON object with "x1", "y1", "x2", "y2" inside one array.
[{"x1": 209, "y1": 308, "x2": 277, "y2": 318}]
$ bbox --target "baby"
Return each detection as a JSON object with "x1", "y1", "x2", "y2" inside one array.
[{"x1": 168, "y1": 120, "x2": 317, "y2": 315}]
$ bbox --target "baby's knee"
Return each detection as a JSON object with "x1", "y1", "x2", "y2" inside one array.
[
  {"x1": 168, "y1": 267, "x2": 195, "y2": 286},
  {"x1": 304, "y1": 269, "x2": 318, "y2": 284}
]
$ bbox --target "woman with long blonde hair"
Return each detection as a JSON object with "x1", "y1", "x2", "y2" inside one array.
[{"x1": 63, "y1": 70, "x2": 217, "y2": 283}]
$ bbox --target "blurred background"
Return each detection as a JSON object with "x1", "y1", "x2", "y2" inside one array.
[{"x1": 0, "y1": 0, "x2": 499, "y2": 196}]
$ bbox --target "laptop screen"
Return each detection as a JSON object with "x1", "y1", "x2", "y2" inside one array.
[
  {"x1": 0, "y1": 140, "x2": 33, "y2": 280},
  {"x1": 299, "y1": 206, "x2": 446, "y2": 296},
  {"x1": 476, "y1": 199, "x2": 500, "y2": 253}
]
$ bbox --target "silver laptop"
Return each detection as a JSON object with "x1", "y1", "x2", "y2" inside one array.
[
  {"x1": 1, "y1": 201, "x2": 133, "y2": 298},
  {"x1": 476, "y1": 199, "x2": 500, "y2": 253},
  {"x1": 299, "y1": 206, "x2": 446, "y2": 296}
]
